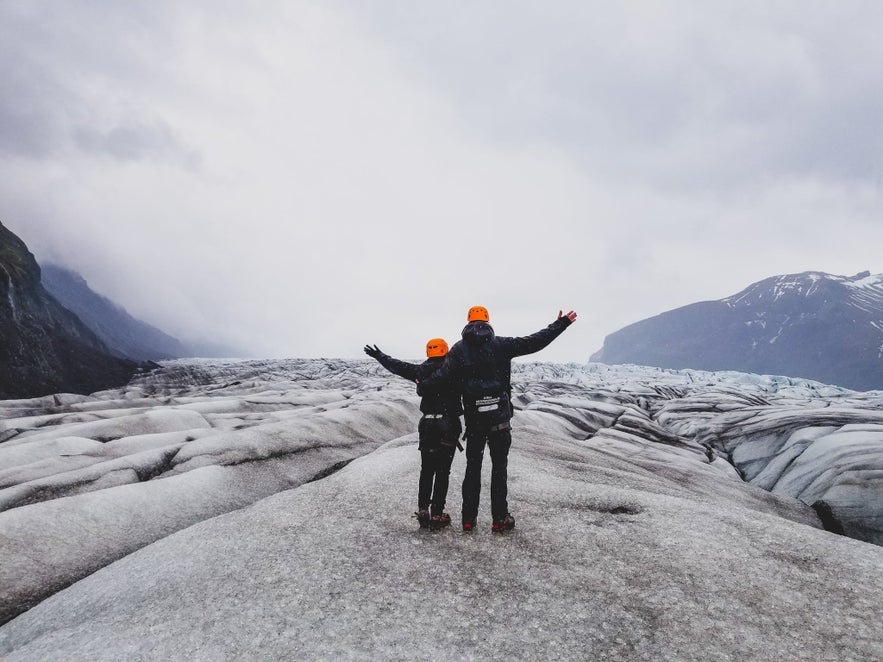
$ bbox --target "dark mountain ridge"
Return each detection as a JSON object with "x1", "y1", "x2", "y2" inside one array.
[
  {"x1": 41, "y1": 264, "x2": 188, "y2": 362},
  {"x1": 0, "y1": 222, "x2": 138, "y2": 399},
  {"x1": 40, "y1": 265, "x2": 245, "y2": 360},
  {"x1": 591, "y1": 270, "x2": 883, "y2": 391}
]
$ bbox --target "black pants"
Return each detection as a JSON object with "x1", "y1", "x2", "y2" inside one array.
[
  {"x1": 462, "y1": 426, "x2": 512, "y2": 522},
  {"x1": 419, "y1": 446, "x2": 456, "y2": 516}
]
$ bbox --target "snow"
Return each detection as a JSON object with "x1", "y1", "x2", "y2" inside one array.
[
  {"x1": 842, "y1": 273, "x2": 883, "y2": 316},
  {"x1": 1, "y1": 359, "x2": 882, "y2": 659},
  {"x1": 844, "y1": 273, "x2": 883, "y2": 290},
  {"x1": 768, "y1": 321, "x2": 786, "y2": 343},
  {"x1": 720, "y1": 272, "x2": 883, "y2": 326}
]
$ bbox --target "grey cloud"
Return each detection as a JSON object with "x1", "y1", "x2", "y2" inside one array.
[
  {"x1": 73, "y1": 122, "x2": 201, "y2": 167},
  {"x1": 0, "y1": 91, "x2": 61, "y2": 159},
  {"x1": 0, "y1": 9, "x2": 73, "y2": 159},
  {"x1": 0, "y1": 0, "x2": 197, "y2": 166},
  {"x1": 339, "y1": 1, "x2": 883, "y2": 193},
  {"x1": 0, "y1": 44, "x2": 67, "y2": 158}
]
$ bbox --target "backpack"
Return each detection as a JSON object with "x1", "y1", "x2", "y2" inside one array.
[{"x1": 462, "y1": 391, "x2": 512, "y2": 427}]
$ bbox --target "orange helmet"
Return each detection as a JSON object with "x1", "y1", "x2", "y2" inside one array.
[
  {"x1": 426, "y1": 338, "x2": 448, "y2": 357},
  {"x1": 467, "y1": 305, "x2": 489, "y2": 322}
]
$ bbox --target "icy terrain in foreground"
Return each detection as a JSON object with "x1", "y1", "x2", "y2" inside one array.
[{"x1": 1, "y1": 359, "x2": 882, "y2": 660}]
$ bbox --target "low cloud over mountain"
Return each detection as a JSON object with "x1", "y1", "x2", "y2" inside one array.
[{"x1": 40, "y1": 264, "x2": 189, "y2": 362}]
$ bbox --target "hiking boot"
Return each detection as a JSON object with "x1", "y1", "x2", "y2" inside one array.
[
  {"x1": 430, "y1": 513, "x2": 451, "y2": 530},
  {"x1": 492, "y1": 514, "x2": 515, "y2": 533},
  {"x1": 462, "y1": 518, "x2": 476, "y2": 532},
  {"x1": 415, "y1": 509, "x2": 431, "y2": 529}
]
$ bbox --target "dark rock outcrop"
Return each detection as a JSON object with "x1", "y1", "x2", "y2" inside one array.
[
  {"x1": 0, "y1": 222, "x2": 138, "y2": 399},
  {"x1": 592, "y1": 271, "x2": 883, "y2": 391}
]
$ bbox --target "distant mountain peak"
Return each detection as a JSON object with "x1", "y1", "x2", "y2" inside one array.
[
  {"x1": 593, "y1": 269, "x2": 883, "y2": 391},
  {"x1": 723, "y1": 270, "x2": 883, "y2": 308}
]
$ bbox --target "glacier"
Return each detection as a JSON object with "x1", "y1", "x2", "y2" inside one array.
[{"x1": 0, "y1": 359, "x2": 881, "y2": 660}]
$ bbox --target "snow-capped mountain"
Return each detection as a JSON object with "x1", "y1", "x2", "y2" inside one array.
[
  {"x1": 1, "y1": 359, "x2": 881, "y2": 659},
  {"x1": 0, "y1": 222, "x2": 138, "y2": 399},
  {"x1": 591, "y1": 270, "x2": 883, "y2": 391}
]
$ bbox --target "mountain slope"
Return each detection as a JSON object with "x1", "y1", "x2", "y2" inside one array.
[
  {"x1": 0, "y1": 222, "x2": 138, "y2": 399},
  {"x1": 591, "y1": 271, "x2": 883, "y2": 391},
  {"x1": 41, "y1": 264, "x2": 188, "y2": 361}
]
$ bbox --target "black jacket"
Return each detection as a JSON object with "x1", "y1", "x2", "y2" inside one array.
[
  {"x1": 419, "y1": 316, "x2": 573, "y2": 422},
  {"x1": 373, "y1": 354, "x2": 463, "y2": 418}
]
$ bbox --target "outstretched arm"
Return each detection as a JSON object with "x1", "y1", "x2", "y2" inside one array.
[
  {"x1": 363, "y1": 344, "x2": 420, "y2": 381},
  {"x1": 507, "y1": 310, "x2": 577, "y2": 358}
]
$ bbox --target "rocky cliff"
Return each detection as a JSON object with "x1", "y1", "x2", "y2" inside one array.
[{"x1": 0, "y1": 222, "x2": 137, "y2": 399}]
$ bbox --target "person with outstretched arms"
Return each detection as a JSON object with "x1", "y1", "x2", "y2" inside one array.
[
  {"x1": 364, "y1": 338, "x2": 463, "y2": 530},
  {"x1": 418, "y1": 306, "x2": 577, "y2": 532}
]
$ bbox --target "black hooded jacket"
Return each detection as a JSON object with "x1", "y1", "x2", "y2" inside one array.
[
  {"x1": 418, "y1": 316, "x2": 573, "y2": 422},
  {"x1": 373, "y1": 354, "x2": 463, "y2": 418}
]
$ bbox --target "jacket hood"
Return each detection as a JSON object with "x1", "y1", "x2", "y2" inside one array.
[{"x1": 462, "y1": 321, "x2": 495, "y2": 345}]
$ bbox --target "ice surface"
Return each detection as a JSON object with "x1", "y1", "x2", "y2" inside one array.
[
  {"x1": 1, "y1": 428, "x2": 880, "y2": 661},
  {"x1": 684, "y1": 402, "x2": 883, "y2": 544},
  {"x1": 7, "y1": 409, "x2": 212, "y2": 445},
  {"x1": 0, "y1": 358, "x2": 882, "y2": 659},
  {"x1": 0, "y1": 436, "x2": 105, "y2": 474}
]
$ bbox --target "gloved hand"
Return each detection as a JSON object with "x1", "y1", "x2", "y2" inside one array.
[{"x1": 364, "y1": 344, "x2": 383, "y2": 360}]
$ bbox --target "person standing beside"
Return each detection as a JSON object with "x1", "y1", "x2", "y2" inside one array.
[
  {"x1": 418, "y1": 306, "x2": 577, "y2": 533},
  {"x1": 364, "y1": 339, "x2": 463, "y2": 530}
]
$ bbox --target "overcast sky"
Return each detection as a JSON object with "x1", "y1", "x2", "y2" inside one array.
[{"x1": 2, "y1": 1, "x2": 882, "y2": 362}]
